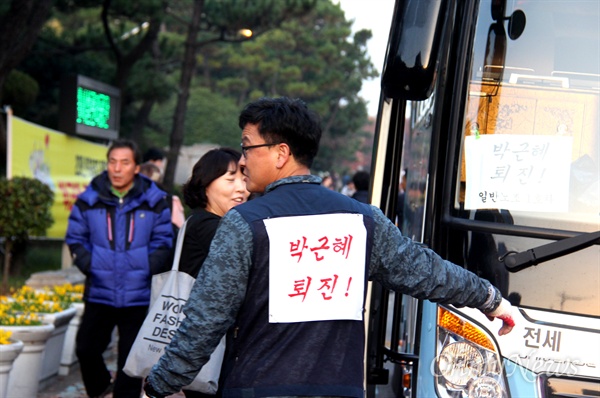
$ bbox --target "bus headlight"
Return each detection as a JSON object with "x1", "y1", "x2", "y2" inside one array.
[
  {"x1": 435, "y1": 307, "x2": 508, "y2": 398},
  {"x1": 467, "y1": 375, "x2": 503, "y2": 398},
  {"x1": 438, "y1": 342, "x2": 485, "y2": 387}
]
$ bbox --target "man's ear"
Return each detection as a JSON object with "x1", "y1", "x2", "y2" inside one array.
[{"x1": 275, "y1": 143, "x2": 291, "y2": 169}]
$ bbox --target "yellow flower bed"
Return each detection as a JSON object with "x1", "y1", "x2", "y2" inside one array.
[
  {"x1": 12, "y1": 284, "x2": 83, "y2": 310},
  {"x1": 7, "y1": 286, "x2": 69, "y2": 313},
  {"x1": 0, "y1": 283, "x2": 83, "y2": 329},
  {"x1": 48, "y1": 283, "x2": 84, "y2": 304},
  {"x1": 0, "y1": 328, "x2": 13, "y2": 345},
  {"x1": 0, "y1": 300, "x2": 42, "y2": 326}
]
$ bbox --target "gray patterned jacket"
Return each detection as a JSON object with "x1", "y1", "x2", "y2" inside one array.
[{"x1": 147, "y1": 175, "x2": 496, "y2": 396}]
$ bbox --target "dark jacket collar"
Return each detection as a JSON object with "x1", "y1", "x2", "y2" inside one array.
[{"x1": 264, "y1": 175, "x2": 322, "y2": 194}]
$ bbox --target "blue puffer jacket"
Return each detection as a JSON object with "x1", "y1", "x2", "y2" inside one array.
[{"x1": 65, "y1": 172, "x2": 173, "y2": 307}]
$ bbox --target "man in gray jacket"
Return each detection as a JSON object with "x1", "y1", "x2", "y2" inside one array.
[{"x1": 144, "y1": 97, "x2": 514, "y2": 398}]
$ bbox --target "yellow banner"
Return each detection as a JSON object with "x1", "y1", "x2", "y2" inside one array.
[{"x1": 9, "y1": 116, "x2": 107, "y2": 238}]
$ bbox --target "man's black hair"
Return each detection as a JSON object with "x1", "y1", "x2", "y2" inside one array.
[
  {"x1": 108, "y1": 139, "x2": 143, "y2": 165},
  {"x1": 143, "y1": 147, "x2": 165, "y2": 162},
  {"x1": 238, "y1": 97, "x2": 322, "y2": 168},
  {"x1": 352, "y1": 171, "x2": 370, "y2": 191}
]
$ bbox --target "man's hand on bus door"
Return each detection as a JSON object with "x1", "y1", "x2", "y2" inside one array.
[{"x1": 486, "y1": 298, "x2": 515, "y2": 336}]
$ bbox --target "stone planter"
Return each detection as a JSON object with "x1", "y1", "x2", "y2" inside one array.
[
  {"x1": 38, "y1": 306, "x2": 77, "y2": 383},
  {"x1": 0, "y1": 339, "x2": 24, "y2": 398},
  {"x1": 5, "y1": 323, "x2": 55, "y2": 398},
  {"x1": 59, "y1": 302, "x2": 84, "y2": 375}
]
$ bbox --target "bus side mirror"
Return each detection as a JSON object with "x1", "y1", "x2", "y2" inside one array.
[
  {"x1": 381, "y1": 0, "x2": 451, "y2": 101},
  {"x1": 483, "y1": 8, "x2": 526, "y2": 84},
  {"x1": 492, "y1": 0, "x2": 526, "y2": 39},
  {"x1": 507, "y1": 10, "x2": 526, "y2": 40}
]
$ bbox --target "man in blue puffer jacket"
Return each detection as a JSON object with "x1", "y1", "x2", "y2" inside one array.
[{"x1": 66, "y1": 139, "x2": 173, "y2": 398}]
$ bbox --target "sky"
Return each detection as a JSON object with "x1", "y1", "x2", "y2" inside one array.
[{"x1": 336, "y1": 0, "x2": 396, "y2": 116}]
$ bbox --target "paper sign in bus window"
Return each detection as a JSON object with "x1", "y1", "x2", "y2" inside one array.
[
  {"x1": 264, "y1": 213, "x2": 367, "y2": 323},
  {"x1": 465, "y1": 134, "x2": 572, "y2": 212}
]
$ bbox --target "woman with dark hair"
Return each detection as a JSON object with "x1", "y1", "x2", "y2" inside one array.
[
  {"x1": 179, "y1": 147, "x2": 249, "y2": 279},
  {"x1": 178, "y1": 147, "x2": 249, "y2": 398}
]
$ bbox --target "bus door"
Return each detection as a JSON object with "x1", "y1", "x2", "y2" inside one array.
[{"x1": 367, "y1": 0, "x2": 599, "y2": 397}]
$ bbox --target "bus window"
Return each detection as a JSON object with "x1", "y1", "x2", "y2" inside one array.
[
  {"x1": 399, "y1": 104, "x2": 432, "y2": 241},
  {"x1": 457, "y1": 0, "x2": 599, "y2": 316}
]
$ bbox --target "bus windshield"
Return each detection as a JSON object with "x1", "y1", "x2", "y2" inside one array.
[{"x1": 456, "y1": 0, "x2": 599, "y2": 316}]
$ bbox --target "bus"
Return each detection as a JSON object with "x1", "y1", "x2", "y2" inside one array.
[{"x1": 366, "y1": 0, "x2": 599, "y2": 397}]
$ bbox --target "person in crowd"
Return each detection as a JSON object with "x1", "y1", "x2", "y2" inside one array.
[
  {"x1": 139, "y1": 161, "x2": 162, "y2": 183},
  {"x1": 142, "y1": 147, "x2": 185, "y2": 230},
  {"x1": 177, "y1": 147, "x2": 249, "y2": 398},
  {"x1": 65, "y1": 139, "x2": 173, "y2": 398},
  {"x1": 321, "y1": 173, "x2": 335, "y2": 190},
  {"x1": 340, "y1": 174, "x2": 356, "y2": 197},
  {"x1": 351, "y1": 170, "x2": 370, "y2": 203},
  {"x1": 144, "y1": 97, "x2": 515, "y2": 398},
  {"x1": 178, "y1": 147, "x2": 250, "y2": 280},
  {"x1": 140, "y1": 161, "x2": 186, "y2": 232},
  {"x1": 143, "y1": 147, "x2": 167, "y2": 179},
  {"x1": 396, "y1": 170, "x2": 407, "y2": 226}
]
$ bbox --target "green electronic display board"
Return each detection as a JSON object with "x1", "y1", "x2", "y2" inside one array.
[
  {"x1": 76, "y1": 87, "x2": 111, "y2": 129},
  {"x1": 59, "y1": 75, "x2": 121, "y2": 140}
]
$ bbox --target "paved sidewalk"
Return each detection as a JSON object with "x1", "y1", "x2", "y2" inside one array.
[
  {"x1": 36, "y1": 362, "x2": 92, "y2": 398},
  {"x1": 36, "y1": 345, "x2": 116, "y2": 398},
  {"x1": 35, "y1": 344, "x2": 184, "y2": 398}
]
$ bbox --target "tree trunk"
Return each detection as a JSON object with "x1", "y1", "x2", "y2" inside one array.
[
  {"x1": 0, "y1": 0, "x2": 54, "y2": 173},
  {"x1": 114, "y1": 17, "x2": 163, "y2": 97},
  {"x1": 131, "y1": 99, "x2": 156, "y2": 146},
  {"x1": 101, "y1": 0, "x2": 165, "y2": 122},
  {"x1": 162, "y1": 0, "x2": 204, "y2": 192},
  {"x1": 0, "y1": 0, "x2": 53, "y2": 103},
  {"x1": 0, "y1": 111, "x2": 6, "y2": 176},
  {"x1": 2, "y1": 240, "x2": 12, "y2": 294}
]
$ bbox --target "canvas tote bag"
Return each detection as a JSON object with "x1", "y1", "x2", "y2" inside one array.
[{"x1": 124, "y1": 219, "x2": 226, "y2": 393}]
